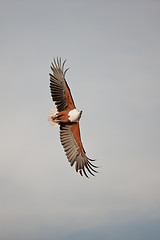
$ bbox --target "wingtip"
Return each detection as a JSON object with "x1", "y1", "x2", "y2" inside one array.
[
  {"x1": 50, "y1": 57, "x2": 68, "y2": 76},
  {"x1": 77, "y1": 158, "x2": 98, "y2": 178}
]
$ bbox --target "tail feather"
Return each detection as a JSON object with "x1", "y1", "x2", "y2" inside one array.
[{"x1": 48, "y1": 108, "x2": 59, "y2": 127}]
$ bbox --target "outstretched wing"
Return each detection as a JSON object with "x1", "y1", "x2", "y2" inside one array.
[
  {"x1": 60, "y1": 122, "x2": 98, "y2": 178},
  {"x1": 49, "y1": 58, "x2": 75, "y2": 112}
]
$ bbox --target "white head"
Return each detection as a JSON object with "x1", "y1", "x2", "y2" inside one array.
[{"x1": 68, "y1": 109, "x2": 82, "y2": 122}]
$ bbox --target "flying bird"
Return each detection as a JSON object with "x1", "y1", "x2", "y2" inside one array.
[{"x1": 48, "y1": 58, "x2": 98, "y2": 178}]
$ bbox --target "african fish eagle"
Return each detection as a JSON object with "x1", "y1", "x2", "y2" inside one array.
[{"x1": 48, "y1": 58, "x2": 97, "y2": 177}]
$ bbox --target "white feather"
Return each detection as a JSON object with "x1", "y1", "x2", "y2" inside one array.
[
  {"x1": 68, "y1": 109, "x2": 81, "y2": 122},
  {"x1": 48, "y1": 108, "x2": 59, "y2": 127}
]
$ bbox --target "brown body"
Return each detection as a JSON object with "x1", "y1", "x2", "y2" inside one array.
[{"x1": 52, "y1": 110, "x2": 71, "y2": 123}]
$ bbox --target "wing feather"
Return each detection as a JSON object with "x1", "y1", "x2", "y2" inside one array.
[
  {"x1": 49, "y1": 58, "x2": 75, "y2": 111},
  {"x1": 60, "y1": 123, "x2": 97, "y2": 177}
]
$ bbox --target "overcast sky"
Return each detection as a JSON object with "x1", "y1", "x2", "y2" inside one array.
[{"x1": 0, "y1": 0, "x2": 160, "y2": 239}]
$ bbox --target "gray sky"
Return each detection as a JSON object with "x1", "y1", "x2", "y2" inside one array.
[{"x1": 0, "y1": 0, "x2": 160, "y2": 239}]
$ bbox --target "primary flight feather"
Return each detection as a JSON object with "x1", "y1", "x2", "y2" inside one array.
[{"x1": 48, "y1": 57, "x2": 97, "y2": 178}]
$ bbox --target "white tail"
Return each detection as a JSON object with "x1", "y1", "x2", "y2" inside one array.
[{"x1": 48, "y1": 108, "x2": 59, "y2": 127}]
